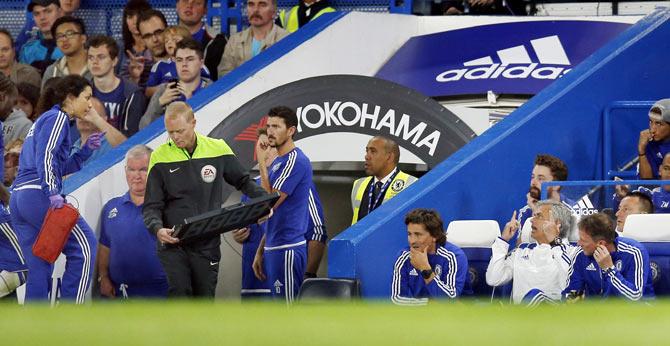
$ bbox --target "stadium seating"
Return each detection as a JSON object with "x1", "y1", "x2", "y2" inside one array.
[
  {"x1": 297, "y1": 278, "x2": 361, "y2": 301},
  {"x1": 623, "y1": 214, "x2": 670, "y2": 295},
  {"x1": 446, "y1": 220, "x2": 500, "y2": 297}
]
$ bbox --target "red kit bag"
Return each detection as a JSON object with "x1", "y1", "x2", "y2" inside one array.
[{"x1": 32, "y1": 204, "x2": 79, "y2": 263}]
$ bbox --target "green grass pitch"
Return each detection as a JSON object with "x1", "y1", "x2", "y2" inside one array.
[{"x1": 1, "y1": 300, "x2": 669, "y2": 345}]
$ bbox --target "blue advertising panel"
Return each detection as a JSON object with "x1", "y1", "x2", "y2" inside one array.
[{"x1": 375, "y1": 21, "x2": 631, "y2": 97}]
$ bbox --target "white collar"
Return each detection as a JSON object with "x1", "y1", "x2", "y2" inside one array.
[{"x1": 374, "y1": 168, "x2": 397, "y2": 185}]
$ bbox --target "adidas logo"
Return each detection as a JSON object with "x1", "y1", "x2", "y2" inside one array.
[
  {"x1": 586, "y1": 263, "x2": 597, "y2": 271},
  {"x1": 572, "y1": 195, "x2": 598, "y2": 216},
  {"x1": 436, "y1": 35, "x2": 572, "y2": 83},
  {"x1": 409, "y1": 268, "x2": 418, "y2": 276}
]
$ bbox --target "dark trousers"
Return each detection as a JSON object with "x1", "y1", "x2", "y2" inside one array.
[{"x1": 157, "y1": 246, "x2": 219, "y2": 298}]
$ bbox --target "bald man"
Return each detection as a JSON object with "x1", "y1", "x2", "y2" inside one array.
[
  {"x1": 351, "y1": 136, "x2": 417, "y2": 224},
  {"x1": 142, "y1": 101, "x2": 267, "y2": 298}
]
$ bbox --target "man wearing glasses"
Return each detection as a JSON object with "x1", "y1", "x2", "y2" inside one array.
[
  {"x1": 42, "y1": 16, "x2": 92, "y2": 87},
  {"x1": 136, "y1": 9, "x2": 168, "y2": 98}
]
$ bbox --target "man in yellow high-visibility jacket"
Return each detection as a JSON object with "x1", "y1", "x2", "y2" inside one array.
[
  {"x1": 351, "y1": 136, "x2": 417, "y2": 224},
  {"x1": 278, "y1": 0, "x2": 335, "y2": 33}
]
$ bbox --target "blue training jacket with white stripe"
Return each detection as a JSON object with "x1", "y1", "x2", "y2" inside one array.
[
  {"x1": 563, "y1": 236, "x2": 655, "y2": 301},
  {"x1": 14, "y1": 105, "x2": 92, "y2": 196}
]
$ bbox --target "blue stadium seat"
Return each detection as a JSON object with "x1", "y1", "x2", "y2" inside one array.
[
  {"x1": 298, "y1": 278, "x2": 360, "y2": 300},
  {"x1": 446, "y1": 220, "x2": 500, "y2": 298},
  {"x1": 623, "y1": 214, "x2": 670, "y2": 296}
]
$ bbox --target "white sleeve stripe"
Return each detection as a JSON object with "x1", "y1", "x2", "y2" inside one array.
[
  {"x1": 273, "y1": 151, "x2": 295, "y2": 190},
  {"x1": 614, "y1": 243, "x2": 644, "y2": 299},
  {"x1": 391, "y1": 252, "x2": 427, "y2": 305},
  {"x1": 307, "y1": 189, "x2": 324, "y2": 237},
  {"x1": 610, "y1": 243, "x2": 644, "y2": 300},
  {"x1": 44, "y1": 112, "x2": 67, "y2": 191},
  {"x1": 565, "y1": 249, "x2": 583, "y2": 288},
  {"x1": 273, "y1": 151, "x2": 297, "y2": 191},
  {"x1": 0, "y1": 223, "x2": 25, "y2": 264},
  {"x1": 436, "y1": 248, "x2": 458, "y2": 298}
]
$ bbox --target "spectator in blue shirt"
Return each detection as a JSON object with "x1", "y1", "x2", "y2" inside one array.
[
  {"x1": 97, "y1": 144, "x2": 168, "y2": 299},
  {"x1": 18, "y1": 0, "x2": 64, "y2": 74}
]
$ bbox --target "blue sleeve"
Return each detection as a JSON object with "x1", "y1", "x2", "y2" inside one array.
[
  {"x1": 99, "y1": 202, "x2": 111, "y2": 247},
  {"x1": 425, "y1": 250, "x2": 467, "y2": 299},
  {"x1": 146, "y1": 62, "x2": 162, "y2": 87},
  {"x1": 36, "y1": 112, "x2": 69, "y2": 196},
  {"x1": 390, "y1": 251, "x2": 428, "y2": 306},
  {"x1": 14, "y1": 16, "x2": 35, "y2": 52},
  {"x1": 272, "y1": 153, "x2": 306, "y2": 196},
  {"x1": 66, "y1": 145, "x2": 93, "y2": 174},
  {"x1": 606, "y1": 246, "x2": 648, "y2": 301},
  {"x1": 305, "y1": 186, "x2": 327, "y2": 243},
  {"x1": 562, "y1": 252, "x2": 586, "y2": 298}
]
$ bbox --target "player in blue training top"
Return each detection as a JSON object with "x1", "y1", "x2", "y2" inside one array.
[
  {"x1": 253, "y1": 106, "x2": 312, "y2": 303},
  {"x1": 0, "y1": 78, "x2": 28, "y2": 298},
  {"x1": 235, "y1": 127, "x2": 328, "y2": 298},
  {"x1": 391, "y1": 209, "x2": 469, "y2": 306},
  {"x1": 10, "y1": 75, "x2": 104, "y2": 303},
  {"x1": 97, "y1": 145, "x2": 168, "y2": 299},
  {"x1": 564, "y1": 213, "x2": 655, "y2": 301}
]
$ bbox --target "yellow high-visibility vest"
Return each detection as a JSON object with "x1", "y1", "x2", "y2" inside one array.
[
  {"x1": 350, "y1": 170, "x2": 417, "y2": 225},
  {"x1": 279, "y1": 5, "x2": 336, "y2": 33}
]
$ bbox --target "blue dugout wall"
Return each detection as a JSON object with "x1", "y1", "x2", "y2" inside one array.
[{"x1": 328, "y1": 9, "x2": 670, "y2": 298}]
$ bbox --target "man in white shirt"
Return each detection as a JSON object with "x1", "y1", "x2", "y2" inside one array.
[{"x1": 486, "y1": 200, "x2": 578, "y2": 306}]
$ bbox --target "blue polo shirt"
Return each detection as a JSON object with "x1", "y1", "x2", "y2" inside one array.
[{"x1": 99, "y1": 192, "x2": 167, "y2": 287}]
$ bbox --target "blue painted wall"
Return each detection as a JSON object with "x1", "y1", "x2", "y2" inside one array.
[{"x1": 328, "y1": 9, "x2": 670, "y2": 298}]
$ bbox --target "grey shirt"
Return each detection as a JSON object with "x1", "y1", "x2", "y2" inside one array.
[{"x1": 3, "y1": 108, "x2": 33, "y2": 146}]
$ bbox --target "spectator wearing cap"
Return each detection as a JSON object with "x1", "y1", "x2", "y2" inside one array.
[
  {"x1": 0, "y1": 29, "x2": 41, "y2": 89},
  {"x1": 638, "y1": 99, "x2": 670, "y2": 179},
  {"x1": 42, "y1": 16, "x2": 92, "y2": 86},
  {"x1": 18, "y1": 0, "x2": 64, "y2": 74},
  {"x1": 15, "y1": 0, "x2": 81, "y2": 52}
]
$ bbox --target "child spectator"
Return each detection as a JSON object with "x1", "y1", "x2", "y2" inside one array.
[{"x1": 145, "y1": 25, "x2": 210, "y2": 97}]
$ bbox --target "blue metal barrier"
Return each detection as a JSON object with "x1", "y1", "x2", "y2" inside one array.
[
  {"x1": 602, "y1": 101, "x2": 654, "y2": 179},
  {"x1": 541, "y1": 179, "x2": 670, "y2": 199}
]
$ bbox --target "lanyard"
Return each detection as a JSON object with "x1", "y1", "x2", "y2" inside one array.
[{"x1": 367, "y1": 169, "x2": 399, "y2": 213}]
